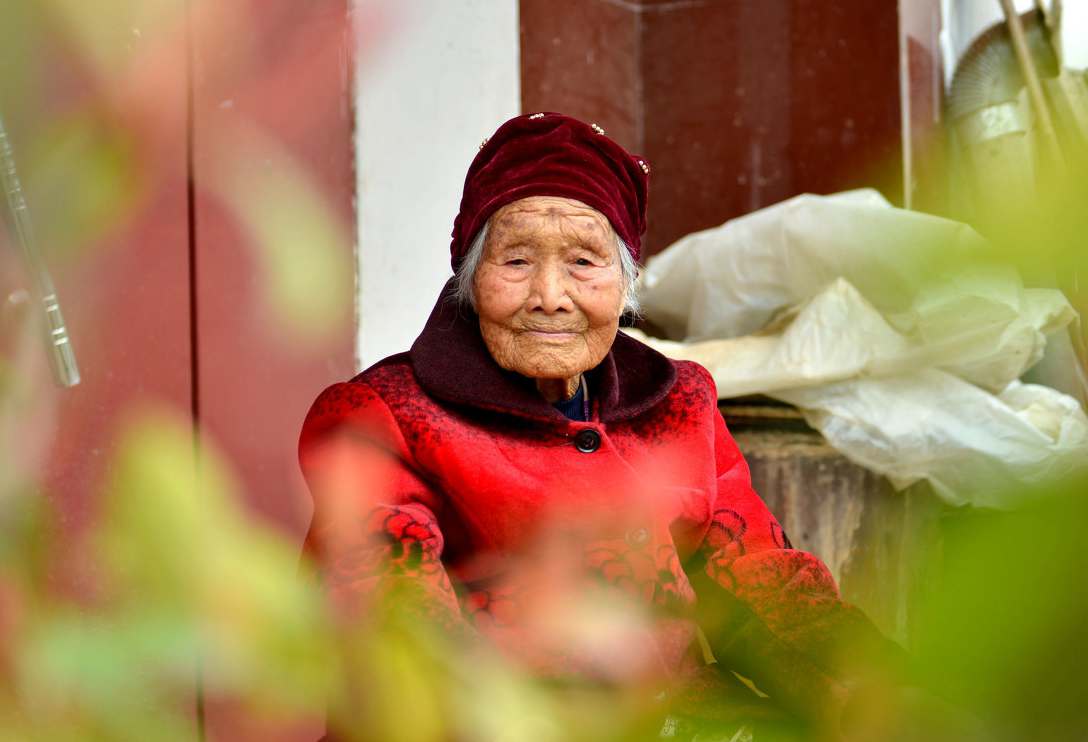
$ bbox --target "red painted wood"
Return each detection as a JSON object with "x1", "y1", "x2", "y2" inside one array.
[
  {"x1": 2, "y1": 0, "x2": 194, "y2": 605},
  {"x1": 191, "y1": 0, "x2": 355, "y2": 538},
  {"x1": 190, "y1": 2, "x2": 355, "y2": 740},
  {"x1": 519, "y1": 0, "x2": 642, "y2": 151},
  {"x1": 3, "y1": 3, "x2": 356, "y2": 739},
  {"x1": 520, "y1": 0, "x2": 905, "y2": 257},
  {"x1": 0, "y1": 1, "x2": 199, "y2": 735}
]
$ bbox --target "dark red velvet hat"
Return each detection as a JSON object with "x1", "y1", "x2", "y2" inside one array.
[{"x1": 450, "y1": 112, "x2": 650, "y2": 270}]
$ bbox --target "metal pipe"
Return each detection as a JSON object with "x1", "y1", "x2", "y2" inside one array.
[{"x1": 0, "y1": 113, "x2": 80, "y2": 387}]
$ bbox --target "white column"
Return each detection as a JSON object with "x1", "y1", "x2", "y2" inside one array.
[{"x1": 354, "y1": 0, "x2": 520, "y2": 369}]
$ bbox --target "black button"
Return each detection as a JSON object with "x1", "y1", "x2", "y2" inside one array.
[{"x1": 573, "y1": 428, "x2": 601, "y2": 453}]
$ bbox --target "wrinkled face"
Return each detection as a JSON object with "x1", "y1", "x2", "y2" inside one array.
[{"x1": 474, "y1": 196, "x2": 626, "y2": 382}]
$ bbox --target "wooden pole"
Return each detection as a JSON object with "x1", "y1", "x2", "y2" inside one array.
[{"x1": 998, "y1": 0, "x2": 1064, "y2": 167}]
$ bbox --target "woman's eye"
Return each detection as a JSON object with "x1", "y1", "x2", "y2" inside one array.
[
  {"x1": 575, "y1": 258, "x2": 594, "y2": 266},
  {"x1": 505, "y1": 258, "x2": 528, "y2": 266}
]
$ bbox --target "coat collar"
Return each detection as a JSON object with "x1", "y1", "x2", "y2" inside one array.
[{"x1": 409, "y1": 279, "x2": 677, "y2": 424}]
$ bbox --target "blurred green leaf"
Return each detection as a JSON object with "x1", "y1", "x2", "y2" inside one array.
[
  {"x1": 25, "y1": 113, "x2": 139, "y2": 263},
  {"x1": 212, "y1": 126, "x2": 354, "y2": 348}
]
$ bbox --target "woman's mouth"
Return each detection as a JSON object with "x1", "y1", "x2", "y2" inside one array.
[{"x1": 525, "y1": 330, "x2": 578, "y2": 339}]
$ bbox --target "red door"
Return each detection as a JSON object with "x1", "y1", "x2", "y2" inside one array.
[{"x1": 1, "y1": 2, "x2": 354, "y2": 740}]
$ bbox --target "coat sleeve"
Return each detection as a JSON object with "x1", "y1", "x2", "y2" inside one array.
[
  {"x1": 691, "y1": 374, "x2": 907, "y2": 720},
  {"x1": 298, "y1": 380, "x2": 473, "y2": 637}
]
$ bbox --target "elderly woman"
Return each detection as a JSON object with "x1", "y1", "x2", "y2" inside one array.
[{"x1": 299, "y1": 113, "x2": 903, "y2": 735}]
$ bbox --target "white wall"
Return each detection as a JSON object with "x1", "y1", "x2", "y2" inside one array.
[
  {"x1": 1064, "y1": 0, "x2": 1088, "y2": 69},
  {"x1": 354, "y1": 0, "x2": 520, "y2": 369}
]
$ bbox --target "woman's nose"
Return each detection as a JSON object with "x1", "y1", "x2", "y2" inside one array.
[{"x1": 528, "y1": 263, "x2": 573, "y2": 313}]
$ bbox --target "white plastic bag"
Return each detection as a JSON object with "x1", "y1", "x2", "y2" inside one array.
[
  {"x1": 641, "y1": 190, "x2": 989, "y2": 341},
  {"x1": 776, "y1": 375, "x2": 1088, "y2": 508},
  {"x1": 635, "y1": 191, "x2": 1087, "y2": 507}
]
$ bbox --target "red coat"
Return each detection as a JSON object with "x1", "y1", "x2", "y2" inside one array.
[{"x1": 300, "y1": 282, "x2": 900, "y2": 718}]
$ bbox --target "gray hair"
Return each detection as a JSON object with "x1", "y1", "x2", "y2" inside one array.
[{"x1": 453, "y1": 222, "x2": 641, "y2": 316}]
